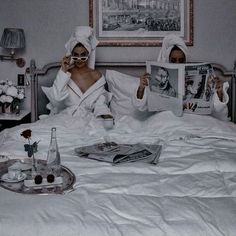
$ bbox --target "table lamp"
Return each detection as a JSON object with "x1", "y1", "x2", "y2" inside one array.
[{"x1": 0, "y1": 28, "x2": 26, "y2": 67}]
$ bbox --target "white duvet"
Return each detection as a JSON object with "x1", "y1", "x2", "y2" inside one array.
[{"x1": 0, "y1": 111, "x2": 236, "y2": 236}]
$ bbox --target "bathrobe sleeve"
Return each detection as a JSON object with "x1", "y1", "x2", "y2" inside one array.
[
  {"x1": 211, "y1": 82, "x2": 229, "y2": 121},
  {"x1": 93, "y1": 90, "x2": 113, "y2": 117},
  {"x1": 132, "y1": 86, "x2": 148, "y2": 112},
  {"x1": 51, "y1": 69, "x2": 71, "y2": 101}
]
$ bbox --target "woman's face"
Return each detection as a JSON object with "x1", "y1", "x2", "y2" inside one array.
[
  {"x1": 71, "y1": 46, "x2": 89, "y2": 68},
  {"x1": 169, "y1": 49, "x2": 186, "y2": 63},
  {"x1": 156, "y1": 68, "x2": 168, "y2": 83}
]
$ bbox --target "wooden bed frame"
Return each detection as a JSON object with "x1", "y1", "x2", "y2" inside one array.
[{"x1": 28, "y1": 59, "x2": 236, "y2": 123}]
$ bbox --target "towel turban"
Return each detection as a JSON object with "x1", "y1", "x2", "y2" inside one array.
[
  {"x1": 157, "y1": 34, "x2": 188, "y2": 62},
  {"x1": 65, "y1": 26, "x2": 99, "y2": 69}
]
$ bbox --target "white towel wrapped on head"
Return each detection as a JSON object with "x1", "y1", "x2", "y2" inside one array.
[
  {"x1": 158, "y1": 34, "x2": 188, "y2": 62},
  {"x1": 65, "y1": 26, "x2": 99, "y2": 69}
]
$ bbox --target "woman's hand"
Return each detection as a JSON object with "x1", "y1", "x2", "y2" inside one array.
[
  {"x1": 137, "y1": 73, "x2": 150, "y2": 99},
  {"x1": 61, "y1": 56, "x2": 71, "y2": 73},
  {"x1": 215, "y1": 78, "x2": 223, "y2": 102}
]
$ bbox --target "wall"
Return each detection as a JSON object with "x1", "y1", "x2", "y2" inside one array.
[{"x1": 0, "y1": 0, "x2": 235, "y2": 111}]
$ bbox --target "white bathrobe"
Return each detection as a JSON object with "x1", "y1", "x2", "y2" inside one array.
[
  {"x1": 40, "y1": 26, "x2": 113, "y2": 120},
  {"x1": 42, "y1": 69, "x2": 112, "y2": 119}
]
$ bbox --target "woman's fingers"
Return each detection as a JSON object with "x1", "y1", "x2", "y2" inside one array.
[
  {"x1": 61, "y1": 56, "x2": 71, "y2": 72},
  {"x1": 140, "y1": 73, "x2": 151, "y2": 86},
  {"x1": 214, "y1": 78, "x2": 224, "y2": 102}
]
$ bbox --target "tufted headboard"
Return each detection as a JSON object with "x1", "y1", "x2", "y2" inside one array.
[{"x1": 28, "y1": 59, "x2": 236, "y2": 123}]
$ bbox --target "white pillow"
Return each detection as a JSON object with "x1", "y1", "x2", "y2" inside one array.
[{"x1": 105, "y1": 70, "x2": 140, "y2": 117}]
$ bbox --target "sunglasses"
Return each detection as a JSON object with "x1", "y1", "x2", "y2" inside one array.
[{"x1": 71, "y1": 56, "x2": 88, "y2": 63}]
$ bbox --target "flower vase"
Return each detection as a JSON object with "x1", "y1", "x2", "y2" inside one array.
[{"x1": 2, "y1": 103, "x2": 14, "y2": 114}]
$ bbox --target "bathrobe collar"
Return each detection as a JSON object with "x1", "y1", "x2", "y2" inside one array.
[{"x1": 67, "y1": 75, "x2": 106, "y2": 102}]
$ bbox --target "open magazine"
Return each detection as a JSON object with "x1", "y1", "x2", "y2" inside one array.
[
  {"x1": 75, "y1": 142, "x2": 162, "y2": 165},
  {"x1": 146, "y1": 61, "x2": 216, "y2": 116}
]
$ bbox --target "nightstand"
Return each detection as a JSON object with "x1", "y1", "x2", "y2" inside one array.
[{"x1": 0, "y1": 110, "x2": 31, "y2": 131}]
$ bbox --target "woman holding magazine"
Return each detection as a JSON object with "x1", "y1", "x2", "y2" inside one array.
[{"x1": 132, "y1": 34, "x2": 229, "y2": 121}]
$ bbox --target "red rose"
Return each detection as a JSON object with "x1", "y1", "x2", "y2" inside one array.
[{"x1": 21, "y1": 129, "x2": 32, "y2": 139}]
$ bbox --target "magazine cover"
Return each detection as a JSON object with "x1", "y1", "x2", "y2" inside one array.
[{"x1": 146, "y1": 61, "x2": 215, "y2": 116}]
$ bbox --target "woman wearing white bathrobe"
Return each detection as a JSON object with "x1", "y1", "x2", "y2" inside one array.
[
  {"x1": 42, "y1": 26, "x2": 113, "y2": 120},
  {"x1": 132, "y1": 34, "x2": 229, "y2": 121}
]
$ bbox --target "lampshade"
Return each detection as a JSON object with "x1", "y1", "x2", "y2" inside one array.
[{"x1": 0, "y1": 28, "x2": 25, "y2": 49}]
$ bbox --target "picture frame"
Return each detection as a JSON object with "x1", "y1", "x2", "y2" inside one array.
[{"x1": 89, "y1": 0, "x2": 193, "y2": 47}]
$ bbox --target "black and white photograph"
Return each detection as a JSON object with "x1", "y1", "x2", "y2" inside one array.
[
  {"x1": 149, "y1": 65, "x2": 178, "y2": 97},
  {"x1": 146, "y1": 61, "x2": 183, "y2": 116},
  {"x1": 89, "y1": 0, "x2": 193, "y2": 46},
  {"x1": 184, "y1": 75, "x2": 206, "y2": 100}
]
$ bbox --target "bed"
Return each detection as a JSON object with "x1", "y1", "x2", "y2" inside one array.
[{"x1": 0, "y1": 60, "x2": 236, "y2": 236}]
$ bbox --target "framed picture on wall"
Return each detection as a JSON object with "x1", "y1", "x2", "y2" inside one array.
[{"x1": 89, "y1": 0, "x2": 193, "y2": 46}]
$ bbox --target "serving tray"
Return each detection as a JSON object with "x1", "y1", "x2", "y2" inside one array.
[{"x1": 0, "y1": 159, "x2": 76, "y2": 195}]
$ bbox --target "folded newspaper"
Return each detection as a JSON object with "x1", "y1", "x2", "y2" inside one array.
[
  {"x1": 146, "y1": 61, "x2": 216, "y2": 116},
  {"x1": 75, "y1": 142, "x2": 162, "y2": 165}
]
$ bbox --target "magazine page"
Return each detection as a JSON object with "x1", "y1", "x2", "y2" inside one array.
[
  {"x1": 183, "y1": 63, "x2": 215, "y2": 114},
  {"x1": 75, "y1": 142, "x2": 162, "y2": 165},
  {"x1": 146, "y1": 61, "x2": 185, "y2": 117},
  {"x1": 112, "y1": 144, "x2": 162, "y2": 165}
]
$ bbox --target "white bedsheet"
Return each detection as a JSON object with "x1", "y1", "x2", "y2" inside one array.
[{"x1": 0, "y1": 111, "x2": 236, "y2": 236}]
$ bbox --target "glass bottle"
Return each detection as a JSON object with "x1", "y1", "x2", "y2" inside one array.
[{"x1": 46, "y1": 127, "x2": 61, "y2": 176}]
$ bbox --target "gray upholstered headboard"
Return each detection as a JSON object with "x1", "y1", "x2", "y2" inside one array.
[{"x1": 28, "y1": 59, "x2": 236, "y2": 123}]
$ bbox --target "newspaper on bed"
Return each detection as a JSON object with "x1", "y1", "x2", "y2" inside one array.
[
  {"x1": 146, "y1": 61, "x2": 216, "y2": 116},
  {"x1": 75, "y1": 142, "x2": 162, "y2": 165}
]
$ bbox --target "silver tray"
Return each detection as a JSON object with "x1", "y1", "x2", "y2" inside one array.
[{"x1": 0, "y1": 159, "x2": 76, "y2": 195}]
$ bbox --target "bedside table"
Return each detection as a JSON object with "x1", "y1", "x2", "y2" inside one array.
[{"x1": 0, "y1": 110, "x2": 31, "y2": 131}]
